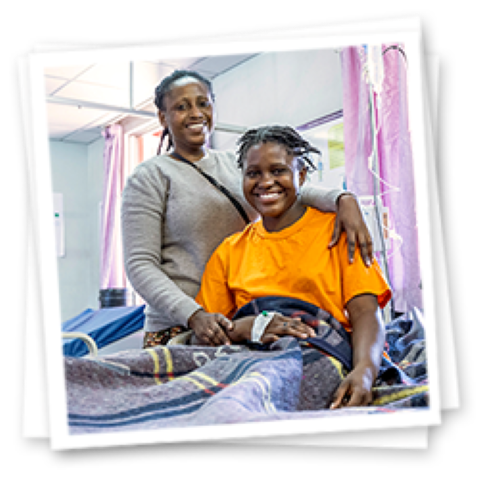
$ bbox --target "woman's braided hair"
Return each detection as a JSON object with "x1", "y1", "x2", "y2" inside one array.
[
  {"x1": 236, "y1": 125, "x2": 319, "y2": 171},
  {"x1": 154, "y1": 70, "x2": 215, "y2": 153}
]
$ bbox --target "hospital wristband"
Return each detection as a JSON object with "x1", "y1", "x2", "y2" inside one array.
[{"x1": 251, "y1": 311, "x2": 277, "y2": 343}]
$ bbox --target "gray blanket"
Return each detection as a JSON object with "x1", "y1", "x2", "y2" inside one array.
[{"x1": 65, "y1": 311, "x2": 429, "y2": 435}]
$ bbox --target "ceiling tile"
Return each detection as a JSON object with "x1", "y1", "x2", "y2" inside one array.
[
  {"x1": 44, "y1": 64, "x2": 94, "y2": 80},
  {"x1": 76, "y1": 62, "x2": 131, "y2": 89},
  {"x1": 131, "y1": 61, "x2": 174, "y2": 107},
  {"x1": 45, "y1": 53, "x2": 260, "y2": 144},
  {"x1": 45, "y1": 76, "x2": 68, "y2": 95},
  {"x1": 54, "y1": 80, "x2": 129, "y2": 107},
  {"x1": 190, "y1": 54, "x2": 257, "y2": 76},
  {"x1": 47, "y1": 103, "x2": 107, "y2": 132},
  {"x1": 140, "y1": 103, "x2": 157, "y2": 113},
  {"x1": 150, "y1": 57, "x2": 203, "y2": 70}
]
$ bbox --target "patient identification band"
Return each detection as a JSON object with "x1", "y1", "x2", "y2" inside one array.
[{"x1": 251, "y1": 310, "x2": 277, "y2": 343}]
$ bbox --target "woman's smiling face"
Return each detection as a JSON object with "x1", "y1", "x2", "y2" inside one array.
[
  {"x1": 158, "y1": 77, "x2": 215, "y2": 158},
  {"x1": 242, "y1": 142, "x2": 307, "y2": 232}
]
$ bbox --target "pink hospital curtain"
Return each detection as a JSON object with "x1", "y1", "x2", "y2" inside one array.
[
  {"x1": 341, "y1": 45, "x2": 422, "y2": 312},
  {"x1": 100, "y1": 124, "x2": 126, "y2": 289},
  {"x1": 100, "y1": 125, "x2": 156, "y2": 291}
]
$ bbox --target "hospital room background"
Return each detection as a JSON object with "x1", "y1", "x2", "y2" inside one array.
[{"x1": 46, "y1": 45, "x2": 422, "y2": 354}]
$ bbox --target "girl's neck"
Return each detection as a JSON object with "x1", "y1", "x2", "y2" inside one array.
[{"x1": 262, "y1": 201, "x2": 307, "y2": 233}]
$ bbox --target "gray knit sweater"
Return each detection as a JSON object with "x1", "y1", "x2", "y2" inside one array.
[{"x1": 121, "y1": 149, "x2": 342, "y2": 332}]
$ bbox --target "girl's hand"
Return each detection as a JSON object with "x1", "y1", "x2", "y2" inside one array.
[
  {"x1": 329, "y1": 362, "x2": 376, "y2": 409},
  {"x1": 228, "y1": 314, "x2": 316, "y2": 343},
  {"x1": 329, "y1": 193, "x2": 373, "y2": 267},
  {"x1": 262, "y1": 314, "x2": 316, "y2": 343},
  {"x1": 188, "y1": 310, "x2": 233, "y2": 346}
]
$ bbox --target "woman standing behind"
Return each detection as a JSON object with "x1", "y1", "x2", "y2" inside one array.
[{"x1": 121, "y1": 70, "x2": 373, "y2": 348}]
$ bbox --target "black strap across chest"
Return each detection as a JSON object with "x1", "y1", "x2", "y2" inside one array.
[{"x1": 170, "y1": 151, "x2": 250, "y2": 225}]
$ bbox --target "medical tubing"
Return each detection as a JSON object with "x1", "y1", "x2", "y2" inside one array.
[{"x1": 367, "y1": 80, "x2": 395, "y2": 318}]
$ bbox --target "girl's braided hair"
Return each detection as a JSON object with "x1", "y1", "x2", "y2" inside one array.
[
  {"x1": 154, "y1": 70, "x2": 215, "y2": 153},
  {"x1": 236, "y1": 125, "x2": 319, "y2": 171}
]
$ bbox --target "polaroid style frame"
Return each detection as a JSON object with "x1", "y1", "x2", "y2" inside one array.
[{"x1": 26, "y1": 19, "x2": 441, "y2": 450}]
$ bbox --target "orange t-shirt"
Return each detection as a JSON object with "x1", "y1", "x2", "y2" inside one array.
[{"x1": 196, "y1": 208, "x2": 391, "y2": 330}]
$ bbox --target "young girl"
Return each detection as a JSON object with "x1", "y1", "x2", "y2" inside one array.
[{"x1": 195, "y1": 125, "x2": 392, "y2": 408}]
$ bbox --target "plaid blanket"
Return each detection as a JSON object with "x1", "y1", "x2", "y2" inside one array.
[{"x1": 65, "y1": 309, "x2": 429, "y2": 435}]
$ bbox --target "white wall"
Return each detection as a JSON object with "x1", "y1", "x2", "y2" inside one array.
[
  {"x1": 50, "y1": 138, "x2": 104, "y2": 322},
  {"x1": 212, "y1": 48, "x2": 343, "y2": 150},
  {"x1": 87, "y1": 138, "x2": 104, "y2": 303}
]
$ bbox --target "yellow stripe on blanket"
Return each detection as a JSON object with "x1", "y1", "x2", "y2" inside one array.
[
  {"x1": 372, "y1": 385, "x2": 429, "y2": 406},
  {"x1": 145, "y1": 348, "x2": 162, "y2": 385},
  {"x1": 176, "y1": 376, "x2": 209, "y2": 391},
  {"x1": 162, "y1": 347, "x2": 175, "y2": 380},
  {"x1": 174, "y1": 372, "x2": 225, "y2": 394},
  {"x1": 328, "y1": 356, "x2": 346, "y2": 379},
  {"x1": 190, "y1": 371, "x2": 222, "y2": 387},
  {"x1": 145, "y1": 347, "x2": 175, "y2": 384},
  {"x1": 143, "y1": 353, "x2": 225, "y2": 393}
]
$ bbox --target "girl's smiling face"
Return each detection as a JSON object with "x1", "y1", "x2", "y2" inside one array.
[
  {"x1": 242, "y1": 142, "x2": 307, "y2": 232},
  {"x1": 158, "y1": 77, "x2": 215, "y2": 159}
]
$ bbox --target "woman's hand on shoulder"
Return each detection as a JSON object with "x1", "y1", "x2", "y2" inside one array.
[{"x1": 329, "y1": 193, "x2": 373, "y2": 267}]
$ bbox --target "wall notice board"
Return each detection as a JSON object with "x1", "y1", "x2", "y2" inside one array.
[{"x1": 300, "y1": 117, "x2": 346, "y2": 190}]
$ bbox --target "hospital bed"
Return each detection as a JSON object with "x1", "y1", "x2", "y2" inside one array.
[
  {"x1": 62, "y1": 305, "x2": 145, "y2": 358},
  {"x1": 62, "y1": 303, "x2": 429, "y2": 435}
]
